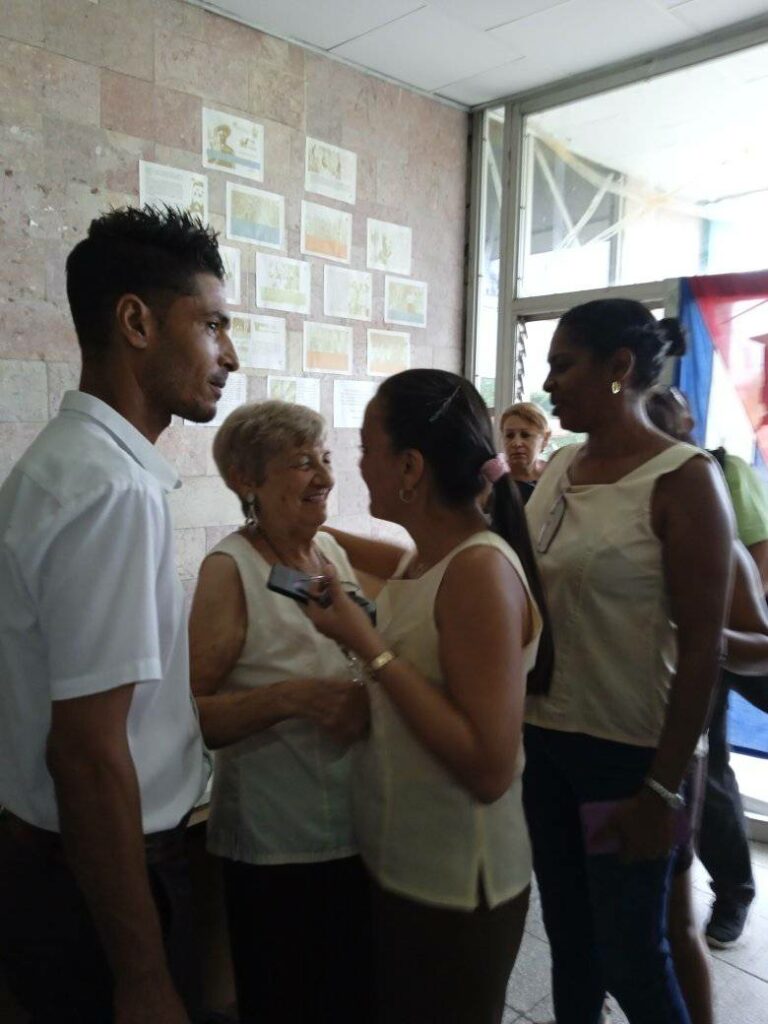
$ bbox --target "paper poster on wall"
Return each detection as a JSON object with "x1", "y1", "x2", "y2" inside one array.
[
  {"x1": 300, "y1": 201, "x2": 352, "y2": 264},
  {"x1": 367, "y1": 329, "x2": 411, "y2": 377},
  {"x1": 226, "y1": 182, "x2": 284, "y2": 250},
  {"x1": 202, "y1": 107, "x2": 264, "y2": 182},
  {"x1": 384, "y1": 276, "x2": 427, "y2": 328},
  {"x1": 367, "y1": 218, "x2": 411, "y2": 275},
  {"x1": 139, "y1": 161, "x2": 208, "y2": 223},
  {"x1": 218, "y1": 245, "x2": 241, "y2": 306},
  {"x1": 333, "y1": 379, "x2": 377, "y2": 429},
  {"x1": 267, "y1": 375, "x2": 322, "y2": 412},
  {"x1": 324, "y1": 266, "x2": 372, "y2": 322},
  {"x1": 305, "y1": 137, "x2": 357, "y2": 205},
  {"x1": 231, "y1": 313, "x2": 286, "y2": 370},
  {"x1": 303, "y1": 322, "x2": 353, "y2": 374},
  {"x1": 185, "y1": 371, "x2": 248, "y2": 428},
  {"x1": 256, "y1": 253, "x2": 311, "y2": 315}
]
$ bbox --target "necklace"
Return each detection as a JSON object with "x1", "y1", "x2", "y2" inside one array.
[{"x1": 253, "y1": 524, "x2": 326, "y2": 576}]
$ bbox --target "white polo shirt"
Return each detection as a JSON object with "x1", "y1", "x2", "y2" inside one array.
[{"x1": 0, "y1": 391, "x2": 208, "y2": 833}]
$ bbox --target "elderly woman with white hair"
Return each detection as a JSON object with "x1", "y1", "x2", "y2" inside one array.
[{"x1": 189, "y1": 400, "x2": 371, "y2": 1024}]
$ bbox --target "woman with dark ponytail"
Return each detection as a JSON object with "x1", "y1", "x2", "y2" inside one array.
[
  {"x1": 524, "y1": 299, "x2": 734, "y2": 1024},
  {"x1": 308, "y1": 368, "x2": 552, "y2": 1023}
]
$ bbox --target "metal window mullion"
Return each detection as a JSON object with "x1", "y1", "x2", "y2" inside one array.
[
  {"x1": 494, "y1": 102, "x2": 524, "y2": 417},
  {"x1": 463, "y1": 110, "x2": 487, "y2": 382},
  {"x1": 508, "y1": 279, "x2": 671, "y2": 320}
]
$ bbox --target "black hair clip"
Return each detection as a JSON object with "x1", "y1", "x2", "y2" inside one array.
[{"x1": 428, "y1": 384, "x2": 462, "y2": 423}]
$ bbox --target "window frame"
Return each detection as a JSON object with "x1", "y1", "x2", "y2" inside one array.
[{"x1": 465, "y1": 14, "x2": 768, "y2": 416}]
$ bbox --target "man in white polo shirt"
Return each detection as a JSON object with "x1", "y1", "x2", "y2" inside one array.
[{"x1": 0, "y1": 206, "x2": 238, "y2": 1023}]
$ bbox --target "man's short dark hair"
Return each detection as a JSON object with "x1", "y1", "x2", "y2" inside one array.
[{"x1": 66, "y1": 205, "x2": 225, "y2": 353}]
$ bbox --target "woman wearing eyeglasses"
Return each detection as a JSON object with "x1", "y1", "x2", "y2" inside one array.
[{"x1": 523, "y1": 299, "x2": 734, "y2": 1024}]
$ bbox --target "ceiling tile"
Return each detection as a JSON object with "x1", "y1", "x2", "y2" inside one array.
[
  {"x1": 427, "y1": 0, "x2": 571, "y2": 32},
  {"x1": 489, "y1": 0, "x2": 690, "y2": 81},
  {"x1": 332, "y1": 6, "x2": 522, "y2": 91},
  {"x1": 666, "y1": 0, "x2": 768, "y2": 33},
  {"x1": 217, "y1": 0, "x2": 427, "y2": 51},
  {"x1": 437, "y1": 57, "x2": 562, "y2": 104}
]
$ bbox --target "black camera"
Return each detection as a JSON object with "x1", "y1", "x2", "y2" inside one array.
[{"x1": 267, "y1": 565, "x2": 376, "y2": 625}]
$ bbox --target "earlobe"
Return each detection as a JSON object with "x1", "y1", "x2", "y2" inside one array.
[{"x1": 116, "y1": 293, "x2": 152, "y2": 351}]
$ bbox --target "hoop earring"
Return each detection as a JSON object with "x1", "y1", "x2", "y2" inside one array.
[
  {"x1": 244, "y1": 492, "x2": 258, "y2": 526},
  {"x1": 611, "y1": 380, "x2": 622, "y2": 395},
  {"x1": 398, "y1": 487, "x2": 415, "y2": 505}
]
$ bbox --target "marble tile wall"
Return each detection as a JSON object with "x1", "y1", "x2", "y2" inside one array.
[{"x1": 0, "y1": 0, "x2": 469, "y2": 584}]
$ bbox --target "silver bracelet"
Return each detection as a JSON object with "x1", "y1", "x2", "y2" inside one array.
[{"x1": 643, "y1": 776, "x2": 684, "y2": 810}]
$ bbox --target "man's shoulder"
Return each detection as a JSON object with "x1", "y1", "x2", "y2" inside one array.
[
  {"x1": 13, "y1": 414, "x2": 159, "y2": 506},
  {"x1": 0, "y1": 416, "x2": 166, "y2": 554}
]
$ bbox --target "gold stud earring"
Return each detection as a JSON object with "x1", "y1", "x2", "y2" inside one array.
[{"x1": 611, "y1": 380, "x2": 622, "y2": 395}]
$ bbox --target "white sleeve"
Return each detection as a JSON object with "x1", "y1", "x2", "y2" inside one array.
[{"x1": 36, "y1": 482, "x2": 169, "y2": 700}]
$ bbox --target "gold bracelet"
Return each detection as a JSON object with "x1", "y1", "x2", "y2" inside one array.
[{"x1": 366, "y1": 650, "x2": 396, "y2": 677}]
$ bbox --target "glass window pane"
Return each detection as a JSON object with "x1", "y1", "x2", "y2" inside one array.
[{"x1": 519, "y1": 41, "x2": 768, "y2": 298}]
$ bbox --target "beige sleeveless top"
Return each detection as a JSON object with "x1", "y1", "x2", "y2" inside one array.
[
  {"x1": 353, "y1": 530, "x2": 542, "y2": 910},
  {"x1": 525, "y1": 441, "x2": 704, "y2": 746}
]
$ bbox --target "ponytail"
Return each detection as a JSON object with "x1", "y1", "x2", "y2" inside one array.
[{"x1": 490, "y1": 477, "x2": 554, "y2": 695}]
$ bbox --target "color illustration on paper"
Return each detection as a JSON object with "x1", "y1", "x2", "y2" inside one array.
[
  {"x1": 384, "y1": 276, "x2": 428, "y2": 328},
  {"x1": 227, "y1": 182, "x2": 285, "y2": 250},
  {"x1": 255, "y1": 253, "x2": 311, "y2": 315},
  {"x1": 203, "y1": 108, "x2": 264, "y2": 182},
  {"x1": 300, "y1": 201, "x2": 352, "y2": 264}
]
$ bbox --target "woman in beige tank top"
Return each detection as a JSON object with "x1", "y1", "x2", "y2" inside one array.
[
  {"x1": 524, "y1": 299, "x2": 734, "y2": 1024},
  {"x1": 305, "y1": 369, "x2": 554, "y2": 1024}
]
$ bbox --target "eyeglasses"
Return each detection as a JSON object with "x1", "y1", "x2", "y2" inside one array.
[{"x1": 537, "y1": 493, "x2": 566, "y2": 553}]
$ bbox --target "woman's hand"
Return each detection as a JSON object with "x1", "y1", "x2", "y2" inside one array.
[
  {"x1": 595, "y1": 790, "x2": 677, "y2": 862},
  {"x1": 305, "y1": 566, "x2": 384, "y2": 662},
  {"x1": 291, "y1": 677, "x2": 370, "y2": 744}
]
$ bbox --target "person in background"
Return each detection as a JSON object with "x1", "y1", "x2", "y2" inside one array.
[
  {"x1": 0, "y1": 206, "x2": 239, "y2": 1023},
  {"x1": 646, "y1": 384, "x2": 768, "y2": 949},
  {"x1": 307, "y1": 368, "x2": 553, "y2": 1024},
  {"x1": 500, "y1": 401, "x2": 552, "y2": 504},
  {"x1": 524, "y1": 299, "x2": 733, "y2": 1024},
  {"x1": 188, "y1": 401, "x2": 372, "y2": 1024}
]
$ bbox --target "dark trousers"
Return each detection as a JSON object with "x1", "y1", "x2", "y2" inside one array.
[
  {"x1": 372, "y1": 880, "x2": 529, "y2": 1024},
  {"x1": 221, "y1": 854, "x2": 373, "y2": 1024},
  {"x1": 523, "y1": 726, "x2": 691, "y2": 1024},
  {"x1": 0, "y1": 812, "x2": 201, "y2": 1024},
  {"x1": 697, "y1": 670, "x2": 763, "y2": 909}
]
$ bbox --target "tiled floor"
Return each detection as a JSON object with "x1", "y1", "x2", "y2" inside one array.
[{"x1": 502, "y1": 841, "x2": 768, "y2": 1023}]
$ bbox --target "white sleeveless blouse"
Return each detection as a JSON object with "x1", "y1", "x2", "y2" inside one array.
[
  {"x1": 353, "y1": 530, "x2": 542, "y2": 911},
  {"x1": 205, "y1": 530, "x2": 358, "y2": 865},
  {"x1": 525, "y1": 441, "x2": 705, "y2": 747}
]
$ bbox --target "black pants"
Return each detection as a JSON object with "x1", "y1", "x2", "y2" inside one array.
[
  {"x1": 221, "y1": 854, "x2": 373, "y2": 1024},
  {"x1": 0, "y1": 812, "x2": 201, "y2": 1024},
  {"x1": 372, "y1": 881, "x2": 529, "y2": 1024},
  {"x1": 697, "y1": 670, "x2": 766, "y2": 909}
]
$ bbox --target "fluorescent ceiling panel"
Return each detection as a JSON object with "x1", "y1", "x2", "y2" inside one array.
[{"x1": 332, "y1": 5, "x2": 521, "y2": 91}]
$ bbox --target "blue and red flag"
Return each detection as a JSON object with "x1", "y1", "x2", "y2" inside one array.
[{"x1": 675, "y1": 271, "x2": 768, "y2": 759}]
